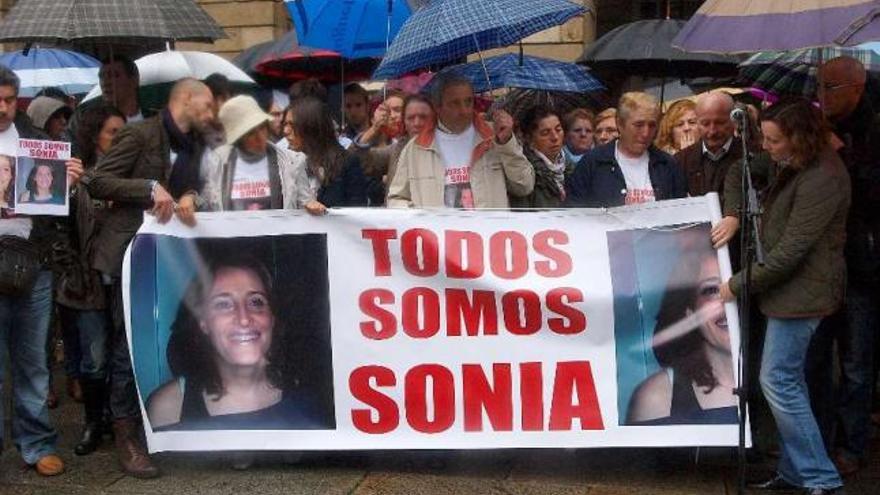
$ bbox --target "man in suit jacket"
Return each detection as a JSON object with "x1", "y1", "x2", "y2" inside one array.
[
  {"x1": 82, "y1": 78, "x2": 214, "y2": 478},
  {"x1": 674, "y1": 90, "x2": 744, "y2": 249}
]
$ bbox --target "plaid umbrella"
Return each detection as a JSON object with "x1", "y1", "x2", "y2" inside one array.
[
  {"x1": 738, "y1": 44, "x2": 880, "y2": 96},
  {"x1": 430, "y1": 53, "x2": 605, "y2": 94},
  {"x1": 373, "y1": 0, "x2": 585, "y2": 79},
  {"x1": 578, "y1": 19, "x2": 739, "y2": 79},
  {"x1": 673, "y1": 0, "x2": 880, "y2": 54},
  {"x1": 0, "y1": 0, "x2": 225, "y2": 44}
]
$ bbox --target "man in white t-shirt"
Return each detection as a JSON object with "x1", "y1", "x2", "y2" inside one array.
[
  {"x1": 566, "y1": 92, "x2": 686, "y2": 207},
  {"x1": 388, "y1": 74, "x2": 534, "y2": 208},
  {"x1": 0, "y1": 66, "x2": 83, "y2": 477}
]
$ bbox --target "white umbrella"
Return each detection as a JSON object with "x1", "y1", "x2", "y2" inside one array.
[{"x1": 83, "y1": 50, "x2": 255, "y2": 102}]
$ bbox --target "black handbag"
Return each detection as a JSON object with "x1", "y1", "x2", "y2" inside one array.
[{"x1": 0, "y1": 234, "x2": 42, "y2": 297}]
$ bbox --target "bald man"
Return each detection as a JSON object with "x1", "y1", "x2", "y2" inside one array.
[
  {"x1": 81, "y1": 77, "x2": 215, "y2": 479},
  {"x1": 674, "y1": 91, "x2": 746, "y2": 249},
  {"x1": 805, "y1": 56, "x2": 880, "y2": 476}
]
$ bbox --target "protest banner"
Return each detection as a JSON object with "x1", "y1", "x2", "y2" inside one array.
[
  {"x1": 13, "y1": 139, "x2": 70, "y2": 216},
  {"x1": 124, "y1": 194, "x2": 748, "y2": 453}
]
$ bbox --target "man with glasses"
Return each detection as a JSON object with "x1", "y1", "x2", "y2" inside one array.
[{"x1": 807, "y1": 56, "x2": 880, "y2": 477}]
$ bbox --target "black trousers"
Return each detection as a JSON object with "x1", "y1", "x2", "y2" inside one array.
[{"x1": 106, "y1": 278, "x2": 141, "y2": 420}]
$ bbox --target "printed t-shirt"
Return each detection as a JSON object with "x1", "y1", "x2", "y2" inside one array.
[
  {"x1": 435, "y1": 124, "x2": 476, "y2": 209},
  {"x1": 615, "y1": 143, "x2": 655, "y2": 205},
  {"x1": 230, "y1": 154, "x2": 271, "y2": 210}
]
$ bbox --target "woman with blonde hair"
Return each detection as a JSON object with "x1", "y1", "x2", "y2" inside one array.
[{"x1": 593, "y1": 108, "x2": 619, "y2": 146}]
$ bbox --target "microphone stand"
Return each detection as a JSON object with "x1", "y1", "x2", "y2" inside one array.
[{"x1": 734, "y1": 110, "x2": 766, "y2": 495}]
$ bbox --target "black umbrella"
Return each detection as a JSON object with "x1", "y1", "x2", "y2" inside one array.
[
  {"x1": 578, "y1": 19, "x2": 739, "y2": 79},
  {"x1": 232, "y1": 39, "x2": 289, "y2": 88},
  {"x1": 234, "y1": 30, "x2": 379, "y2": 86},
  {"x1": 0, "y1": 0, "x2": 225, "y2": 45},
  {"x1": 253, "y1": 30, "x2": 379, "y2": 84},
  {"x1": 494, "y1": 88, "x2": 610, "y2": 124},
  {"x1": 232, "y1": 40, "x2": 277, "y2": 76}
]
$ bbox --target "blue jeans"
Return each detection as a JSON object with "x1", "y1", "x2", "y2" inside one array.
[
  {"x1": 0, "y1": 270, "x2": 59, "y2": 464},
  {"x1": 59, "y1": 306, "x2": 109, "y2": 380},
  {"x1": 761, "y1": 316, "x2": 842, "y2": 490}
]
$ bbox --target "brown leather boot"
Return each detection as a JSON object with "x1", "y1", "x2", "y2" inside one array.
[{"x1": 113, "y1": 418, "x2": 160, "y2": 479}]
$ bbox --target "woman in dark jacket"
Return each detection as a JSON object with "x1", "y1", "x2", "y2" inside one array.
[
  {"x1": 60, "y1": 103, "x2": 125, "y2": 455},
  {"x1": 510, "y1": 106, "x2": 571, "y2": 208},
  {"x1": 720, "y1": 98, "x2": 850, "y2": 494},
  {"x1": 283, "y1": 98, "x2": 368, "y2": 208}
]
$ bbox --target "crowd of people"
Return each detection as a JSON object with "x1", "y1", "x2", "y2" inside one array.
[{"x1": 0, "y1": 52, "x2": 877, "y2": 495}]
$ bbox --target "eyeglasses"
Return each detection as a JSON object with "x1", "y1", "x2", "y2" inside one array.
[{"x1": 821, "y1": 82, "x2": 861, "y2": 92}]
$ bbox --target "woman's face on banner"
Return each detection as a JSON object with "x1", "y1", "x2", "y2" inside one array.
[
  {"x1": 35, "y1": 164, "x2": 54, "y2": 193},
  {"x1": 200, "y1": 267, "x2": 275, "y2": 369},
  {"x1": 693, "y1": 257, "x2": 729, "y2": 353},
  {"x1": 0, "y1": 157, "x2": 12, "y2": 191}
]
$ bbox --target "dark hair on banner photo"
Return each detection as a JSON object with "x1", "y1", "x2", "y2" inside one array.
[
  {"x1": 132, "y1": 233, "x2": 336, "y2": 431},
  {"x1": 608, "y1": 223, "x2": 737, "y2": 427}
]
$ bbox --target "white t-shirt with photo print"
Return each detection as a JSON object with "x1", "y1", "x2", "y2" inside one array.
[
  {"x1": 436, "y1": 124, "x2": 476, "y2": 209},
  {"x1": 614, "y1": 143, "x2": 655, "y2": 205}
]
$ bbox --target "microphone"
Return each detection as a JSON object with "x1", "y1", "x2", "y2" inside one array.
[{"x1": 730, "y1": 104, "x2": 750, "y2": 124}]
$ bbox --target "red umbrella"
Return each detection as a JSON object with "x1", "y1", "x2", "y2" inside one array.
[{"x1": 254, "y1": 30, "x2": 378, "y2": 83}]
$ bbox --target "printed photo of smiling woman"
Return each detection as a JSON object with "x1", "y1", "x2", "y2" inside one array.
[
  {"x1": 625, "y1": 226, "x2": 738, "y2": 426},
  {"x1": 146, "y1": 255, "x2": 327, "y2": 431}
]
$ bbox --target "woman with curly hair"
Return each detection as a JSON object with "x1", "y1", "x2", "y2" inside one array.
[
  {"x1": 146, "y1": 255, "x2": 323, "y2": 431},
  {"x1": 510, "y1": 106, "x2": 570, "y2": 208},
  {"x1": 655, "y1": 99, "x2": 698, "y2": 155},
  {"x1": 720, "y1": 97, "x2": 848, "y2": 494},
  {"x1": 626, "y1": 225, "x2": 737, "y2": 425}
]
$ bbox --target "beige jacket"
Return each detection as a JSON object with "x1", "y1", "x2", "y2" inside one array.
[{"x1": 387, "y1": 115, "x2": 534, "y2": 208}]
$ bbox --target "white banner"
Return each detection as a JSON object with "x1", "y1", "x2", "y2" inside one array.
[{"x1": 123, "y1": 194, "x2": 748, "y2": 452}]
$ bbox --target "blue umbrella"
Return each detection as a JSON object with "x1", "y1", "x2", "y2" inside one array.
[
  {"x1": 0, "y1": 47, "x2": 100, "y2": 97},
  {"x1": 373, "y1": 0, "x2": 586, "y2": 79},
  {"x1": 431, "y1": 53, "x2": 605, "y2": 94},
  {"x1": 284, "y1": 0, "x2": 427, "y2": 59}
]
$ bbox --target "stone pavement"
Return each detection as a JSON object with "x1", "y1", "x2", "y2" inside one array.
[{"x1": 2, "y1": 375, "x2": 879, "y2": 494}]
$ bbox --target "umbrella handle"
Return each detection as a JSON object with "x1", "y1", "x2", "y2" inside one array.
[
  {"x1": 472, "y1": 34, "x2": 494, "y2": 99},
  {"x1": 383, "y1": 0, "x2": 393, "y2": 101}
]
